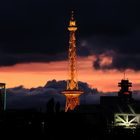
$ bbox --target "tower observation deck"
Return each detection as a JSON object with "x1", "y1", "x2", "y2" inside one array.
[{"x1": 62, "y1": 11, "x2": 83, "y2": 112}]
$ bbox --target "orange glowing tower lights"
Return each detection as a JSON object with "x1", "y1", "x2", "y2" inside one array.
[{"x1": 62, "y1": 11, "x2": 83, "y2": 111}]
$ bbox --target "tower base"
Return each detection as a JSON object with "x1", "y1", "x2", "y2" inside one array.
[{"x1": 62, "y1": 90, "x2": 83, "y2": 112}]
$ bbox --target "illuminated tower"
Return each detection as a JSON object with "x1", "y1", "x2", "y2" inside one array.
[
  {"x1": 0, "y1": 83, "x2": 6, "y2": 111},
  {"x1": 62, "y1": 11, "x2": 83, "y2": 112}
]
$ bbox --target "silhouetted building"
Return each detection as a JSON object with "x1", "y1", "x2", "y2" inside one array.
[
  {"x1": 100, "y1": 77, "x2": 140, "y2": 132},
  {"x1": 0, "y1": 83, "x2": 6, "y2": 111},
  {"x1": 101, "y1": 78, "x2": 133, "y2": 106},
  {"x1": 118, "y1": 79, "x2": 132, "y2": 101}
]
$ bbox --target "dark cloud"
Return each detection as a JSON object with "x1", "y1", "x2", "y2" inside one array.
[
  {"x1": 0, "y1": 53, "x2": 67, "y2": 66},
  {"x1": 85, "y1": 29, "x2": 140, "y2": 70},
  {"x1": 0, "y1": 0, "x2": 139, "y2": 70},
  {"x1": 93, "y1": 52, "x2": 140, "y2": 71}
]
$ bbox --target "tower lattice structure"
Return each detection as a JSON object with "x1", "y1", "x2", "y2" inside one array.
[{"x1": 62, "y1": 11, "x2": 83, "y2": 112}]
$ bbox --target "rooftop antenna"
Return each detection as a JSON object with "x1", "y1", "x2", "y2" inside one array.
[{"x1": 123, "y1": 71, "x2": 126, "y2": 80}]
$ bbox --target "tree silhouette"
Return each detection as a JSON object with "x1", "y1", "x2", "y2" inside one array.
[{"x1": 46, "y1": 98, "x2": 55, "y2": 114}]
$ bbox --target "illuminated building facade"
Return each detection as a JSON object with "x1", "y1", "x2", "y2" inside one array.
[
  {"x1": 0, "y1": 83, "x2": 6, "y2": 111},
  {"x1": 114, "y1": 113, "x2": 140, "y2": 129},
  {"x1": 62, "y1": 11, "x2": 83, "y2": 111}
]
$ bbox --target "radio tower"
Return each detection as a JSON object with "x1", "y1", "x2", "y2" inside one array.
[{"x1": 62, "y1": 11, "x2": 83, "y2": 112}]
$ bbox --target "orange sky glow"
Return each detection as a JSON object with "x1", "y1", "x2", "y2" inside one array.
[{"x1": 0, "y1": 55, "x2": 140, "y2": 92}]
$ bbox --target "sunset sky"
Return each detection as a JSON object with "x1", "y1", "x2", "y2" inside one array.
[{"x1": 0, "y1": 0, "x2": 140, "y2": 92}]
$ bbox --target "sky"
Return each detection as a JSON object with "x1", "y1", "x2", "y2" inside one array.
[{"x1": 0, "y1": 0, "x2": 140, "y2": 92}]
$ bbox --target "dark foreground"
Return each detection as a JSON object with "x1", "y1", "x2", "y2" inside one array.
[{"x1": 0, "y1": 110, "x2": 140, "y2": 140}]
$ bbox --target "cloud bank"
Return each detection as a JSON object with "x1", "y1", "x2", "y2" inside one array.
[{"x1": 6, "y1": 80, "x2": 98, "y2": 111}]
